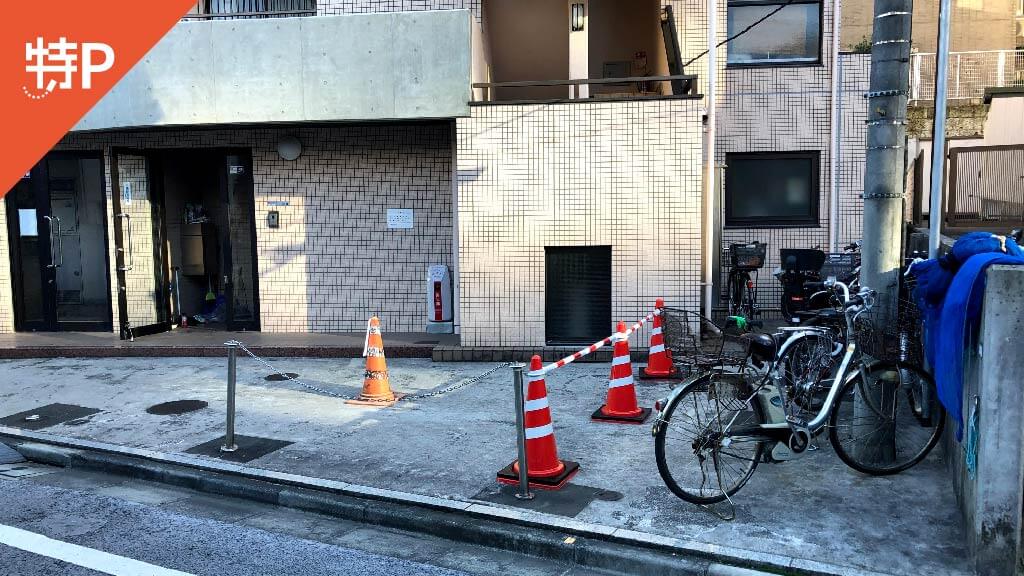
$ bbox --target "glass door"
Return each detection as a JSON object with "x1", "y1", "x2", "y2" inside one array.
[
  {"x1": 221, "y1": 151, "x2": 260, "y2": 331},
  {"x1": 5, "y1": 153, "x2": 113, "y2": 332},
  {"x1": 110, "y1": 149, "x2": 171, "y2": 339}
]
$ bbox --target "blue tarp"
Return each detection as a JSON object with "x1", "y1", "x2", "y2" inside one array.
[{"x1": 912, "y1": 232, "x2": 1024, "y2": 440}]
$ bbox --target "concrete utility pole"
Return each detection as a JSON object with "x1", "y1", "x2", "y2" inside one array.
[{"x1": 860, "y1": 0, "x2": 914, "y2": 326}]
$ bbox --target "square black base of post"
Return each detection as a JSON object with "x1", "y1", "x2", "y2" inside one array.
[
  {"x1": 496, "y1": 460, "x2": 580, "y2": 490},
  {"x1": 0, "y1": 404, "x2": 102, "y2": 431},
  {"x1": 591, "y1": 406, "x2": 652, "y2": 424},
  {"x1": 185, "y1": 435, "x2": 293, "y2": 464}
]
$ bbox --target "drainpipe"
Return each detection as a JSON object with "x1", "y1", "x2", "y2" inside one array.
[
  {"x1": 928, "y1": 0, "x2": 952, "y2": 258},
  {"x1": 703, "y1": 0, "x2": 718, "y2": 318},
  {"x1": 828, "y1": 0, "x2": 842, "y2": 251}
]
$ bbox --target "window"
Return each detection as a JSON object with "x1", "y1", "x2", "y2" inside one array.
[
  {"x1": 727, "y1": 0, "x2": 822, "y2": 65},
  {"x1": 545, "y1": 246, "x2": 612, "y2": 344},
  {"x1": 725, "y1": 152, "x2": 819, "y2": 227}
]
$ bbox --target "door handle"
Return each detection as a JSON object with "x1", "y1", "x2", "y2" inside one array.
[
  {"x1": 52, "y1": 215, "x2": 63, "y2": 268},
  {"x1": 42, "y1": 215, "x2": 60, "y2": 269},
  {"x1": 116, "y1": 213, "x2": 134, "y2": 271}
]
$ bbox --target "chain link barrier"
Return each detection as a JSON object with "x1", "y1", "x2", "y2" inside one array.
[{"x1": 229, "y1": 340, "x2": 512, "y2": 403}]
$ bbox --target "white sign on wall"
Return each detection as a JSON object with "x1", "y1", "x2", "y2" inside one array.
[
  {"x1": 121, "y1": 182, "x2": 132, "y2": 206},
  {"x1": 387, "y1": 208, "x2": 414, "y2": 229}
]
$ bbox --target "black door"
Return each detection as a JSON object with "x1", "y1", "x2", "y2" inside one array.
[
  {"x1": 110, "y1": 149, "x2": 172, "y2": 339},
  {"x1": 5, "y1": 153, "x2": 113, "y2": 332},
  {"x1": 220, "y1": 150, "x2": 260, "y2": 331},
  {"x1": 545, "y1": 246, "x2": 612, "y2": 344}
]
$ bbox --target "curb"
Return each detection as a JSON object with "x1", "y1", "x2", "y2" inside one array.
[
  {"x1": 0, "y1": 427, "x2": 886, "y2": 576},
  {"x1": 0, "y1": 345, "x2": 433, "y2": 360}
]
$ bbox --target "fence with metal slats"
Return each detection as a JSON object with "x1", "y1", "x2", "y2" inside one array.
[
  {"x1": 911, "y1": 50, "x2": 1024, "y2": 101},
  {"x1": 948, "y1": 145, "x2": 1024, "y2": 226}
]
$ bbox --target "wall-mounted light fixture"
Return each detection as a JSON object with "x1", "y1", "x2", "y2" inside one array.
[
  {"x1": 571, "y1": 3, "x2": 585, "y2": 32},
  {"x1": 276, "y1": 135, "x2": 302, "y2": 161}
]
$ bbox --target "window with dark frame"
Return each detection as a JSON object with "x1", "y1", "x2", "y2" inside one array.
[
  {"x1": 724, "y1": 152, "x2": 820, "y2": 227},
  {"x1": 726, "y1": 0, "x2": 822, "y2": 66}
]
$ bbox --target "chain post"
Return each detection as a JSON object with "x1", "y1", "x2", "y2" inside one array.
[
  {"x1": 511, "y1": 364, "x2": 534, "y2": 500},
  {"x1": 221, "y1": 340, "x2": 239, "y2": 453}
]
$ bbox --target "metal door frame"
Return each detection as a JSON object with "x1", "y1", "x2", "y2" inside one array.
[
  {"x1": 109, "y1": 148, "x2": 173, "y2": 340},
  {"x1": 220, "y1": 148, "x2": 261, "y2": 332}
]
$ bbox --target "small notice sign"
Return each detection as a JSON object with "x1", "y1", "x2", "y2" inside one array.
[
  {"x1": 387, "y1": 209, "x2": 414, "y2": 229},
  {"x1": 122, "y1": 182, "x2": 132, "y2": 206}
]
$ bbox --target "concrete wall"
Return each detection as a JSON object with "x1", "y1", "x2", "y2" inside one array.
[
  {"x1": 74, "y1": 11, "x2": 473, "y2": 131},
  {"x1": 456, "y1": 98, "x2": 704, "y2": 347},
  {"x1": 841, "y1": 0, "x2": 1018, "y2": 52},
  {"x1": 947, "y1": 265, "x2": 1024, "y2": 576},
  {"x1": 55, "y1": 123, "x2": 454, "y2": 334}
]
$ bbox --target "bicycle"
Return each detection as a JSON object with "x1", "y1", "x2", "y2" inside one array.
[
  {"x1": 653, "y1": 279, "x2": 944, "y2": 506},
  {"x1": 724, "y1": 242, "x2": 766, "y2": 330}
]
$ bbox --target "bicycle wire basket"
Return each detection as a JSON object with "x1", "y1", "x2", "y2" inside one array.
[
  {"x1": 819, "y1": 252, "x2": 860, "y2": 280},
  {"x1": 854, "y1": 278, "x2": 925, "y2": 365},
  {"x1": 660, "y1": 307, "x2": 752, "y2": 378},
  {"x1": 729, "y1": 242, "x2": 767, "y2": 270}
]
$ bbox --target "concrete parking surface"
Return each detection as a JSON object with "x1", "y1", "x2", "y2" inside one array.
[{"x1": 0, "y1": 356, "x2": 968, "y2": 575}]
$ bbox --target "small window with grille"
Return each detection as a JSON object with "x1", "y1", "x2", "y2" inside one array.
[{"x1": 545, "y1": 246, "x2": 612, "y2": 345}]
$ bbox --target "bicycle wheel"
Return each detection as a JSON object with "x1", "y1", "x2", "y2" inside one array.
[
  {"x1": 777, "y1": 332, "x2": 836, "y2": 417},
  {"x1": 828, "y1": 361, "x2": 944, "y2": 475},
  {"x1": 729, "y1": 273, "x2": 745, "y2": 316},
  {"x1": 654, "y1": 372, "x2": 765, "y2": 504}
]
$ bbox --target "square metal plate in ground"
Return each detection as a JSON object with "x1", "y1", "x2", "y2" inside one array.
[
  {"x1": 472, "y1": 483, "x2": 623, "y2": 517},
  {"x1": 185, "y1": 435, "x2": 293, "y2": 463},
  {"x1": 0, "y1": 403, "x2": 102, "y2": 431}
]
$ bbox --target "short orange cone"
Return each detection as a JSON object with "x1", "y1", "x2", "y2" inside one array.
[
  {"x1": 497, "y1": 355, "x2": 579, "y2": 490},
  {"x1": 640, "y1": 298, "x2": 682, "y2": 380},
  {"x1": 347, "y1": 316, "x2": 403, "y2": 407},
  {"x1": 592, "y1": 321, "x2": 651, "y2": 424}
]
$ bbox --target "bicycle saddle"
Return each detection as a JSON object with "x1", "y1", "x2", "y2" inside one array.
[{"x1": 744, "y1": 333, "x2": 777, "y2": 364}]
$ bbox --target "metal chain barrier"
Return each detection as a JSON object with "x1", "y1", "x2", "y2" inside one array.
[{"x1": 229, "y1": 340, "x2": 511, "y2": 403}]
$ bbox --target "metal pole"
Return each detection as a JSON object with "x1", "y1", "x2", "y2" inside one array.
[
  {"x1": 512, "y1": 364, "x2": 533, "y2": 500},
  {"x1": 928, "y1": 0, "x2": 952, "y2": 257},
  {"x1": 703, "y1": 0, "x2": 718, "y2": 319},
  {"x1": 221, "y1": 341, "x2": 239, "y2": 453}
]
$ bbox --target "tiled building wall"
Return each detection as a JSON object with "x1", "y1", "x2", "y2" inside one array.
[
  {"x1": 457, "y1": 98, "x2": 704, "y2": 347},
  {"x1": 57, "y1": 122, "x2": 453, "y2": 334},
  {"x1": 836, "y1": 53, "x2": 871, "y2": 247},
  {"x1": 0, "y1": 207, "x2": 12, "y2": 333}
]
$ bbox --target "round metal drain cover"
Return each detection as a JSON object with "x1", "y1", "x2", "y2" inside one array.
[
  {"x1": 265, "y1": 373, "x2": 299, "y2": 381},
  {"x1": 594, "y1": 490, "x2": 624, "y2": 502},
  {"x1": 146, "y1": 400, "x2": 208, "y2": 415}
]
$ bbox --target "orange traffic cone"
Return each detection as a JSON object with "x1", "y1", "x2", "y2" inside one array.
[
  {"x1": 497, "y1": 355, "x2": 579, "y2": 490},
  {"x1": 640, "y1": 298, "x2": 682, "y2": 380},
  {"x1": 592, "y1": 321, "x2": 651, "y2": 424},
  {"x1": 347, "y1": 316, "x2": 403, "y2": 407}
]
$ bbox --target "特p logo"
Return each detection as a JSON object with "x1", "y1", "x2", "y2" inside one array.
[{"x1": 23, "y1": 37, "x2": 114, "y2": 100}]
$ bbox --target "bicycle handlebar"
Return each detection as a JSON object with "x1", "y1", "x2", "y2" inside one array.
[{"x1": 823, "y1": 278, "x2": 875, "y2": 309}]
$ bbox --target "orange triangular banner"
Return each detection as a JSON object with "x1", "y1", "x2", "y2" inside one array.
[{"x1": 0, "y1": 0, "x2": 197, "y2": 196}]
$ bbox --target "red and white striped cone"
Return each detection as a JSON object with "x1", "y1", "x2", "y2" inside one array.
[
  {"x1": 592, "y1": 321, "x2": 651, "y2": 424},
  {"x1": 497, "y1": 355, "x2": 579, "y2": 490},
  {"x1": 640, "y1": 298, "x2": 682, "y2": 380}
]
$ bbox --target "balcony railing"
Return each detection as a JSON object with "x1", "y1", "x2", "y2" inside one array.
[
  {"x1": 910, "y1": 50, "x2": 1024, "y2": 102},
  {"x1": 181, "y1": 0, "x2": 316, "y2": 20},
  {"x1": 472, "y1": 75, "x2": 699, "y2": 103}
]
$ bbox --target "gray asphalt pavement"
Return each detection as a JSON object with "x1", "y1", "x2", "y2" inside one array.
[{"x1": 0, "y1": 463, "x2": 608, "y2": 576}]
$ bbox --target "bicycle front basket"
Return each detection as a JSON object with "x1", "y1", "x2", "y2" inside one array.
[{"x1": 730, "y1": 243, "x2": 767, "y2": 269}]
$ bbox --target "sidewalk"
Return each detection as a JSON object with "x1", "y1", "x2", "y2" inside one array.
[{"x1": 0, "y1": 356, "x2": 968, "y2": 576}]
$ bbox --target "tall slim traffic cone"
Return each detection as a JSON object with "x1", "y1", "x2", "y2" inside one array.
[
  {"x1": 497, "y1": 355, "x2": 579, "y2": 490},
  {"x1": 347, "y1": 316, "x2": 403, "y2": 407},
  {"x1": 640, "y1": 298, "x2": 682, "y2": 380},
  {"x1": 592, "y1": 321, "x2": 651, "y2": 424}
]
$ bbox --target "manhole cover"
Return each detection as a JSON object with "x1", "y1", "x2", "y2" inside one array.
[
  {"x1": 146, "y1": 400, "x2": 208, "y2": 415},
  {"x1": 265, "y1": 373, "x2": 299, "y2": 381},
  {"x1": 594, "y1": 489, "x2": 624, "y2": 502}
]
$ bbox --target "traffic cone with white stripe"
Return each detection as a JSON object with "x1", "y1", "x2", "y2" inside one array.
[
  {"x1": 640, "y1": 298, "x2": 682, "y2": 380},
  {"x1": 497, "y1": 355, "x2": 579, "y2": 490},
  {"x1": 347, "y1": 316, "x2": 403, "y2": 407},
  {"x1": 592, "y1": 321, "x2": 651, "y2": 424}
]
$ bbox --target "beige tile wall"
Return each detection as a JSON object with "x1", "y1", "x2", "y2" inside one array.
[
  {"x1": 52, "y1": 122, "x2": 453, "y2": 335},
  {"x1": 0, "y1": 207, "x2": 12, "y2": 333},
  {"x1": 456, "y1": 98, "x2": 705, "y2": 347}
]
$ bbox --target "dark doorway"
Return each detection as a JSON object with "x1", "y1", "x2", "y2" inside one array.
[
  {"x1": 159, "y1": 149, "x2": 260, "y2": 332},
  {"x1": 5, "y1": 152, "x2": 113, "y2": 332},
  {"x1": 545, "y1": 246, "x2": 612, "y2": 345}
]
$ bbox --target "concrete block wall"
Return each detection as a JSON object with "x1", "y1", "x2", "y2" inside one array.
[
  {"x1": 56, "y1": 122, "x2": 454, "y2": 334},
  {"x1": 456, "y1": 98, "x2": 704, "y2": 347},
  {"x1": 948, "y1": 265, "x2": 1024, "y2": 576}
]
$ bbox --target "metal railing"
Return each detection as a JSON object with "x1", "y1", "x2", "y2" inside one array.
[
  {"x1": 472, "y1": 75, "x2": 699, "y2": 102},
  {"x1": 182, "y1": 0, "x2": 316, "y2": 20},
  {"x1": 947, "y1": 145, "x2": 1024, "y2": 226},
  {"x1": 910, "y1": 49, "x2": 1024, "y2": 101}
]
